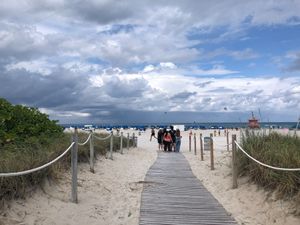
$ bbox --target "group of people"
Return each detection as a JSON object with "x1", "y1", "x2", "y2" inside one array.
[{"x1": 150, "y1": 126, "x2": 182, "y2": 152}]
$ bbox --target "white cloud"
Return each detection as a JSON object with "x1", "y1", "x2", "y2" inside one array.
[
  {"x1": 1, "y1": 1, "x2": 300, "y2": 123},
  {"x1": 62, "y1": 61, "x2": 102, "y2": 74},
  {"x1": 5, "y1": 59, "x2": 55, "y2": 76},
  {"x1": 160, "y1": 62, "x2": 177, "y2": 69},
  {"x1": 89, "y1": 76, "x2": 104, "y2": 88},
  {"x1": 143, "y1": 65, "x2": 155, "y2": 73}
]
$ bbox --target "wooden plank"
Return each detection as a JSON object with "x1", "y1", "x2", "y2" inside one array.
[{"x1": 139, "y1": 152, "x2": 237, "y2": 225}]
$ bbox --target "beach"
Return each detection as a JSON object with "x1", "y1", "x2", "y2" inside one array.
[{"x1": 1, "y1": 129, "x2": 300, "y2": 225}]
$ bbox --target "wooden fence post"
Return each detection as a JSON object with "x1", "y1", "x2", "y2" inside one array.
[
  {"x1": 71, "y1": 128, "x2": 78, "y2": 203},
  {"x1": 226, "y1": 129, "x2": 229, "y2": 151},
  {"x1": 232, "y1": 134, "x2": 238, "y2": 189},
  {"x1": 132, "y1": 133, "x2": 136, "y2": 147},
  {"x1": 135, "y1": 135, "x2": 138, "y2": 147},
  {"x1": 89, "y1": 131, "x2": 94, "y2": 173},
  {"x1": 109, "y1": 131, "x2": 113, "y2": 160},
  {"x1": 194, "y1": 133, "x2": 197, "y2": 155},
  {"x1": 127, "y1": 133, "x2": 129, "y2": 150},
  {"x1": 210, "y1": 133, "x2": 214, "y2": 170},
  {"x1": 200, "y1": 133, "x2": 204, "y2": 161},
  {"x1": 189, "y1": 134, "x2": 191, "y2": 152},
  {"x1": 120, "y1": 132, "x2": 123, "y2": 154}
]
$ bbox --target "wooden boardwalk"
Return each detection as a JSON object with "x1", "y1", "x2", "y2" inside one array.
[{"x1": 139, "y1": 152, "x2": 238, "y2": 225}]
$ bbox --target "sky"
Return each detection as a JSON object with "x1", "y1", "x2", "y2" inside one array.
[{"x1": 0, "y1": 0, "x2": 300, "y2": 124}]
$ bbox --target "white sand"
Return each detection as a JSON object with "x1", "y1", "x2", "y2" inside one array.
[{"x1": 1, "y1": 129, "x2": 300, "y2": 225}]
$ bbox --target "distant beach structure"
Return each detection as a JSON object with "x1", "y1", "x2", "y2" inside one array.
[
  {"x1": 248, "y1": 112, "x2": 260, "y2": 129},
  {"x1": 173, "y1": 124, "x2": 185, "y2": 131}
]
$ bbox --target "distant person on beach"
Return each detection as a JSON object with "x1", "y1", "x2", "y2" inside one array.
[
  {"x1": 157, "y1": 129, "x2": 163, "y2": 150},
  {"x1": 163, "y1": 130, "x2": 173, "y2": 152},
  {"x1": 175, "y1": 129, "x2": 182, "y2": 152},
  {"x1": 150, "y1": 128, "x2": 156, "y2": 141}
]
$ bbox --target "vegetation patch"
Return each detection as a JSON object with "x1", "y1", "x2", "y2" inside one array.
[
  {"x1": 237, "y1": 131, "x2": 300, "y2": 204},
  {"x1": 0, "y1": 98, "x2": 133, "y2": 203}
]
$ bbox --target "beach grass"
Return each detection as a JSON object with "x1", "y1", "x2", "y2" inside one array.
[
  {"x1": 237, "y1": 131, "x2": 300, "y2": 203},
  {"x1": 0, "y1": 132, "x2": 133, "y2": 203}
]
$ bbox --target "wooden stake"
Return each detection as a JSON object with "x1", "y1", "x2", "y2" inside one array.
[
  {"x1": 210, "y1": 133, "x2": 214, "y2": 170},
  {"x1": 89, "y1": 131, "x2": 94, "y2": 173},
  {"x1": 200, "y1": 133, "x2": 204, "y2": 161},
  {"x1": 71, "y1": 128, "x2": 78, "y2": 203},
  {"x1": 232, "y1": 134, "x2": 238, "y2": 189},
  {"x1": 194, "y1": 133, "x2": 197, "y2": 155}
]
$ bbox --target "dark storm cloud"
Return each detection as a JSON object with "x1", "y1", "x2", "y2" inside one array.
[
  {"x1": 69, "y1": 0, "x2": 139, "y2": 24},
  {"x1": 171, "y1": 91, "x2": 197, "y2": 100},
  {"x1": 103, "y1": 76, "x2": 150, "y2": 98},
  {"x1": 0, "y1": 67, "x2": 87, "y2": 108}
]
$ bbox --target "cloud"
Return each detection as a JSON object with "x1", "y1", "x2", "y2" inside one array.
[
  {"x1": 171, "y1": 91, "x2": 197, "y2": 100},
  {"x1": 142, "y1": 62, "x2": 178, "y2": 73},
  {"x1": 1, "y1": 1, "x2": 300, "y2": 123},
  {"x1": 190, "y1": 65, "x2": 239, "y2": 76},
  {"x1": 102, "y1": 75, "x2": 150, "y2": 98},
  {"x1": 2, "y1": 62, "x2": 299, "y2": 123},
  {"x1": 6, "y1": 59, "x2": 55, "y2": 76},
  {"x1": 285, "y1": 51, "x2": 300, "y2": 72},
  {"x1": 0, "y1": 22, "x2": 56, "y2": 61},
  {"x1": 207, "y1": 48, "x2": 259, "y2": 60}
]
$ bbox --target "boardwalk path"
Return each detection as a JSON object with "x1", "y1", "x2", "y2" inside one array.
[{"x1": 139, "y1": 152, "x2": 238, "y2": 225}]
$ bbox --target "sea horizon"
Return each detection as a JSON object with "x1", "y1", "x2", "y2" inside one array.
[{"x1": 60, "y1": 121, "x2": 298, "y2": 129}]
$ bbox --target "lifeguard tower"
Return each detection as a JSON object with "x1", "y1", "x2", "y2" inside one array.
[{"x1": 248, "y1": 112, "x2": 260, "y2": 129}]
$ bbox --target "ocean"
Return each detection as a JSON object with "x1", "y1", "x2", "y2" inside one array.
[{"x1": 61, "y1": 122, "x2": 298, "y2": 130}]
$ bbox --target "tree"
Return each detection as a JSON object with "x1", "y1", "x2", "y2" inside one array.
[{"x1": 0, "y1": 98, "x2": 63, "y2": 145}]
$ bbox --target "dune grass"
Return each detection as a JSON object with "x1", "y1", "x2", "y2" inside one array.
[
  {"x1": 0, "y1": 131, "x2": 134, "y2": 203},
  {"x1": 237, "y1": 131, "x2": 300, "y2": 202}
]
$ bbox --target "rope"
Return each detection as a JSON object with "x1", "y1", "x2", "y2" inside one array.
[
  {"x1": 93, "y1": 132, "x2": 112, "y2": 141},
  {"x1": 78, "y1": 134, "x2": 91, "y2": 146},
  {"x1": 0, "y1": 142, "x2": 75, "y2": 177},
  {"x1": 234, "y1": 141, "x2": 300, "y2": 171}
]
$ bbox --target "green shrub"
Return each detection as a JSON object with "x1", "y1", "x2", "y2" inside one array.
[
  {"x1": 0, "y1": 131, "x2": 134, "y2": 201},
  {"x1": 0, "y1": 98, "x2": 135, "y2": 202},
  {"x1": 237, "y1": 132, "x2": 300, "y2": 199},
  {"x1": 0, "y1": 98, "x2": 63, "y2": 145}
]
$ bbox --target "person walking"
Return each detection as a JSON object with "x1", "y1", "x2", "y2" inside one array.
[
  {"x1": 175, "y1": 129, "x2": 182, "y2": 152},
  {"x1": 163, "y1": 130, "x2": 173, "y2": 152},
  {"x1": 157, "y1": 129, "x2": 163, "y2": 150},
  {"x1": 150, "y1": 128, "x2": 156, "y2": 141},
  {"x1": 170, "y1": 126, "x2": 176, "y2": 151}
]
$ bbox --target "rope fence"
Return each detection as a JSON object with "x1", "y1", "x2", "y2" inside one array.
[
  {"x1": 78, "y1": 133, "x2": 92, "y2": 146},
  {"x1": 231, "y1": 134, "x2": 300, "y2": 189},
  {"x1": 0, "y1": 128, "x2": 138, "y2": 203},
  {"x1": 234, "y1": 140, "x2": 300, "y2": 172},
  {"x1": 93, "y1": 132, "x2": 112, "y2": 141},
  {"x1": 190, "y1": 131, "x2": 300, "y2": 189},
  {"x1": 0, "y1": 142, "x2": 75, "y2": 177}
]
